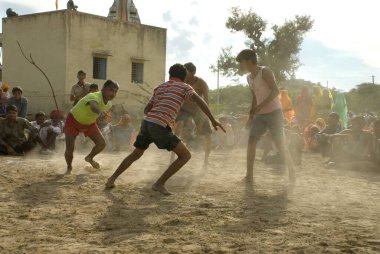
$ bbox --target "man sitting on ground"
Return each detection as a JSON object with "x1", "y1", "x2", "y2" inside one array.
[
  {"x1": 7, "y1": 86, "x2": 28, "y2": 119},
  {"x1": 0, "y1": 105, "x2": 42, "y2": 155},
  {"x1": 315, "y1": 112, "x2": 343, "y2": 157},
  {"x1": 328, "y1": 115, "x2": 374, "y2": 170},
  {"x1": 31, "y1": 111, "x2": 62, "y2": 152}
]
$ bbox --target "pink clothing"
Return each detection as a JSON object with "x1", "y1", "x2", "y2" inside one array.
[{"x1": 247, "y1": 67, "x2": 281, "y2": 114}]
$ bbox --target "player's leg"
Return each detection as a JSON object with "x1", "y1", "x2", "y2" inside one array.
[
  {"x1": 153, "y1": 141, "x2": 191, "y2": 195},
  {"x1": 85, "y1": 132, "x2": 106, "y2": 169},
  {"x1": 194, "y1": 112, "x2": 213, "y2": 167},
  {"x1": 65, "y1": 134, "x2": 77, "y2": 174},
  {"x1": 105, "y1": 147, "x2": 145, "y2": 189},
  {"x1": 170, "y1": 120, "x2": 185, "y2": 163},
  {"x1": 269, "y1": 110, "x2": 296, "y2": 182},
  {"x1": 246, "y1": 114, "x2": 266, "y2": 182}
]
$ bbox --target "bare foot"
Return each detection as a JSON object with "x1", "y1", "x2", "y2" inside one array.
[
  {"x1": 65, "y1": 166, "x2": 72, "y2": 175},
  {"x1": 242, "y1": 175, "x2": 254, "y2": 183},
  {"x1": 85, "y1": 156, "x2": 100, "y2": 169},
  {"x1": 152, "y1": 183, "x2": 173, "y2": 195},
  {"x1": 105, "y1": 179, "x2": 116, "y2": 189}
]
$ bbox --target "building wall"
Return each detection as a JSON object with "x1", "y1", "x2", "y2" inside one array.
[
  {"x1": 2, "y1": 11, "x2": 167, "y2": 118},
  {"x1": 2, "y1": 12, "x2": 68, "y2": 118},
  {"x1": 65, "y1": 11, "x2": 167, "y2": 115}
]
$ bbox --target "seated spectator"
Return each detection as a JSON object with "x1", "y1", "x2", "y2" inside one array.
[
  {"x1": 112, "y1": 113, "x2": 135, "y2": 151},
  {"x1": 0, "y1": 88, "x2": 8, "y2": 118},
  {"x1": 0, "y1": 105, "x2": 41, "y2": 155},
  {"x1": 304, "y1": 118, "x2": 326, "y2": 153},
  {"x1": 50, "y1": 109, "x2": 65, "y2": 135},
  {"x1": 31, "y1": 111, "x2": 61, "y2": 152},
  {"x1": 315, "y1": 112, "x2": 343, "y2": 157},
  {"x1": 328, "y1": 115, "x2": 373, "y2": 169},
  {"x1": 1, "y1": 83, "x2": 11, "y2": 98},
  {"x1": 372, "y1": 119, "x2": 380, "y2": 164},
  {"x1": 7, "y1": 86, "x2": 28, "y2": 119},
  {"x1": 89, "y1": 83, "x2": 99, "y2": 93}
]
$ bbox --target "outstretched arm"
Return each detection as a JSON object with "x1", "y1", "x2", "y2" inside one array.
[{"x1": 192, "y1": 93, "x2": 225, "y2": 132}]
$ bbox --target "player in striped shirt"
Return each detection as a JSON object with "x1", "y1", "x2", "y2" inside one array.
[{"x1": 106, "y1": 64, "x2": 225, "y2": 195}]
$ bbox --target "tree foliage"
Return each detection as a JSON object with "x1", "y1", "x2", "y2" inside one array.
[{"x1": 212, "y1": 8, "x2": 314, "y2": 83}]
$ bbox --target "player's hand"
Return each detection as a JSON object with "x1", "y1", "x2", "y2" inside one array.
[
  {"x1": 98, "y1": 111, "x2": 107, "y2": 119},
  {"x1": 212, "y1": 120, "x2": 226, "y2": 133}
]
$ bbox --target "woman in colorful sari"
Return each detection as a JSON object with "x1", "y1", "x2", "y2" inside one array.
[
  {"x1": 279, "y1": 89, "x2": 295, "y2": 124},
  {"x1": 333, "y1": 93, "x2": 348, "y2": 129},
  {"x1": 295, "y1": 86, "x2": 312, "y2": 128}
]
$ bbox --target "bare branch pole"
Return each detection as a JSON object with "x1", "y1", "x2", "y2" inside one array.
[{"x1": 17, "y1": 41, "x2": 59, "y2": 111}]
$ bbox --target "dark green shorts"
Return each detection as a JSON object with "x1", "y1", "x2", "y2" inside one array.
[
  {"x1": 176, "y1": 109, "x2": 212, "y2": 136},
  {"x1": 250, "y1": 109, "x2": 284, "y2": 143},
  {"x1": 134, "y1": 121, "x2": 181, "y2": 151}
]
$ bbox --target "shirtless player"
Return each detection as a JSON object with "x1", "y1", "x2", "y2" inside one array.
[{"x1": 172, "y1": 62, "x2": 213, "y2": 167}]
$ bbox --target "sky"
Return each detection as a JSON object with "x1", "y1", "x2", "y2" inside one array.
[{"x1": 0, "y1": 0, "x2": 379, "y2": 91}]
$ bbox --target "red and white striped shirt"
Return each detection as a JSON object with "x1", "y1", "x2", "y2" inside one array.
[{"x1": 144, "y1": 78, "x2": 195, "y2": 127}]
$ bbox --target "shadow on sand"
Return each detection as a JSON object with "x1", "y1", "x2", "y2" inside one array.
[{"x1": 14, "y1": 174, "x2": 88, "y2": 206}]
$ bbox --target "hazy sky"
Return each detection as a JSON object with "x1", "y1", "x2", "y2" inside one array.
[{"x1": 1, "y1": 0, "x2": 379, "y2": 91}]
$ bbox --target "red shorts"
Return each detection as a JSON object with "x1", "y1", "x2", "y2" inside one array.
[{"x1": 64, "y1": 113, "x2": 100, "y2": 137}]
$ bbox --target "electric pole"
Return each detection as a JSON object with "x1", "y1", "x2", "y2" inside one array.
[{"x1": 371, "y1": 75, "x2": 375, "y2": 85}]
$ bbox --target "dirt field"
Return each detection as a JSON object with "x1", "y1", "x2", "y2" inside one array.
[{"x1": 1, "y1": 148, "x2": 380, "y2": 253}]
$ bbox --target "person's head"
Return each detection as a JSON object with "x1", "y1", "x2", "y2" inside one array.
[
  {"x1": 101, "y1": 80, "x2": 119, "y2": 102},
  {"x1": 1, "y1": 83, "x2": 10, "y2": 93},
  {"x1": 184, "y1": 62, "x2": 196, "y2": 79},
  {"x1": 12, "y1": 87, "x2": 23, "y2": 100},
  {"x1": 35, "y1": 111, "x2": 46, "y2": 125},
  {"x1": 327, "y1": 112, "x2": 340, "y2": 126},
  {"x1": 89, "y1": 83, "x2": 99, "y2": 93},
  {"x1": 315, "y1": 118, "x2": 326, "y2": 130},
  {"x1": 50, "y1": 110, "x2": 65, "y2": 122},
  {"x1": 373, "y1": 119, "x2": 380, "y2": 138},
  {"x1": 6, "y1": 105, "x2": 17, "y2": 121},
  {"x1": 351, "y1": 115, "x2": 366, "y2": 132},
  {"x1": 236, "y1": 49, "x2": 258, "y2": 73},
  {"x1": 169, "y1": 63, "x2": 187, "y2": 82},
  {"x1": 77, "y1": 70, "x2": 86, "y2": 82}
]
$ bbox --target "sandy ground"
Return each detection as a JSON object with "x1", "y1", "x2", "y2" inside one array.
[{"x1": 1, "y1": 147, "x2": 380, "y2": 254}]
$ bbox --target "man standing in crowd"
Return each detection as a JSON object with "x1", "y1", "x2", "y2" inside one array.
[
  {"x1": 7, "y1": 86, "x2": 28, "y2": 119},
  {"x1": 70, "y1": 70, "x2": 90, "y2": 106},
  {"x1": 173, "y1": 62, "x2": 213, "y2": 167}
]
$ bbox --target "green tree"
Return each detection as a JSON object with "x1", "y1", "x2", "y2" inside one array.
[{"x1": 212, "y1": 8, "x2": 314, "y2": 83}]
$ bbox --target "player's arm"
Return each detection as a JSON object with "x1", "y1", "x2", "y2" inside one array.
[
  {"x1": 192, "y1": 93, "x2": 225, "y2": 132},
  {"x1": 203, "y1": 82, "x2": 209, "y2": 105},
  {"x1": 88, "y1": 101, "x2": 102, "y2": 115},
  {"x1": 249, "y1": 89, "x2": 257, "y2": 119},
  {"x1": 144, "y1": 101, "x2": 154, "y2": 115},
  {"x1": 257, "y1": 67, "x2": 280, "y2": 111}
]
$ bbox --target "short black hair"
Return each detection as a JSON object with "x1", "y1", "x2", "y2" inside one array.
[
  {"x1": 35, "y1": 111, "x2": 46, "y2": 119},
  {"x1": 103, "y1": 80, "x2": 119, "y2": 89},
  {"x1": 90, "y1": 83, "x2": 99, "y2": 90},
  {"x1": 12, "y1": 86, "x2": 23, "y2": 94},
  {"x1": 328, "y1": 112, "x2": 340, "y2": 121},
  {"x1": 184, "y1": 62, "x2": 196, "y2": 74},
  {"x1": 236, "y1": 49, "x2": 258, "y2": 64},
  {"x1": 77, "y1": 70, "x2": 86, "y2": 75},
  {"x1": 169, "y1": 64, "x2": 187, "y2": 82},
  {"x1": 6, "y1": 105, "x2": 17, "y2": 112}
]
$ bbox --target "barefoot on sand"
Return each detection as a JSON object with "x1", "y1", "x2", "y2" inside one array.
[
  {"x1": 85, "y1": 156, "x2": 100, "y2": 169},
  {"x1": 65, "y1": 167, "x2": 72, "y2": 175},
  {"x1": 152, "y1": 184, "x2": 173, "y2": 195},
  {"x1": 105, "y1": 179, "x2": 115, "y2": 189}
]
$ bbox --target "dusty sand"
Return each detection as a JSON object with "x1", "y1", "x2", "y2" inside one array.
[{"x1": 1, "y1": 148, "x2": 380, "y2": 254}]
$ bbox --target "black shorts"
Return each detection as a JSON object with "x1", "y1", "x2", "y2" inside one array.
[
  {"x1": 134, "y1": 121, "x2": 181, "y2": 151},
  {"x1": 176, "y1": 109, "x2": 212, "y2": 136}
]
